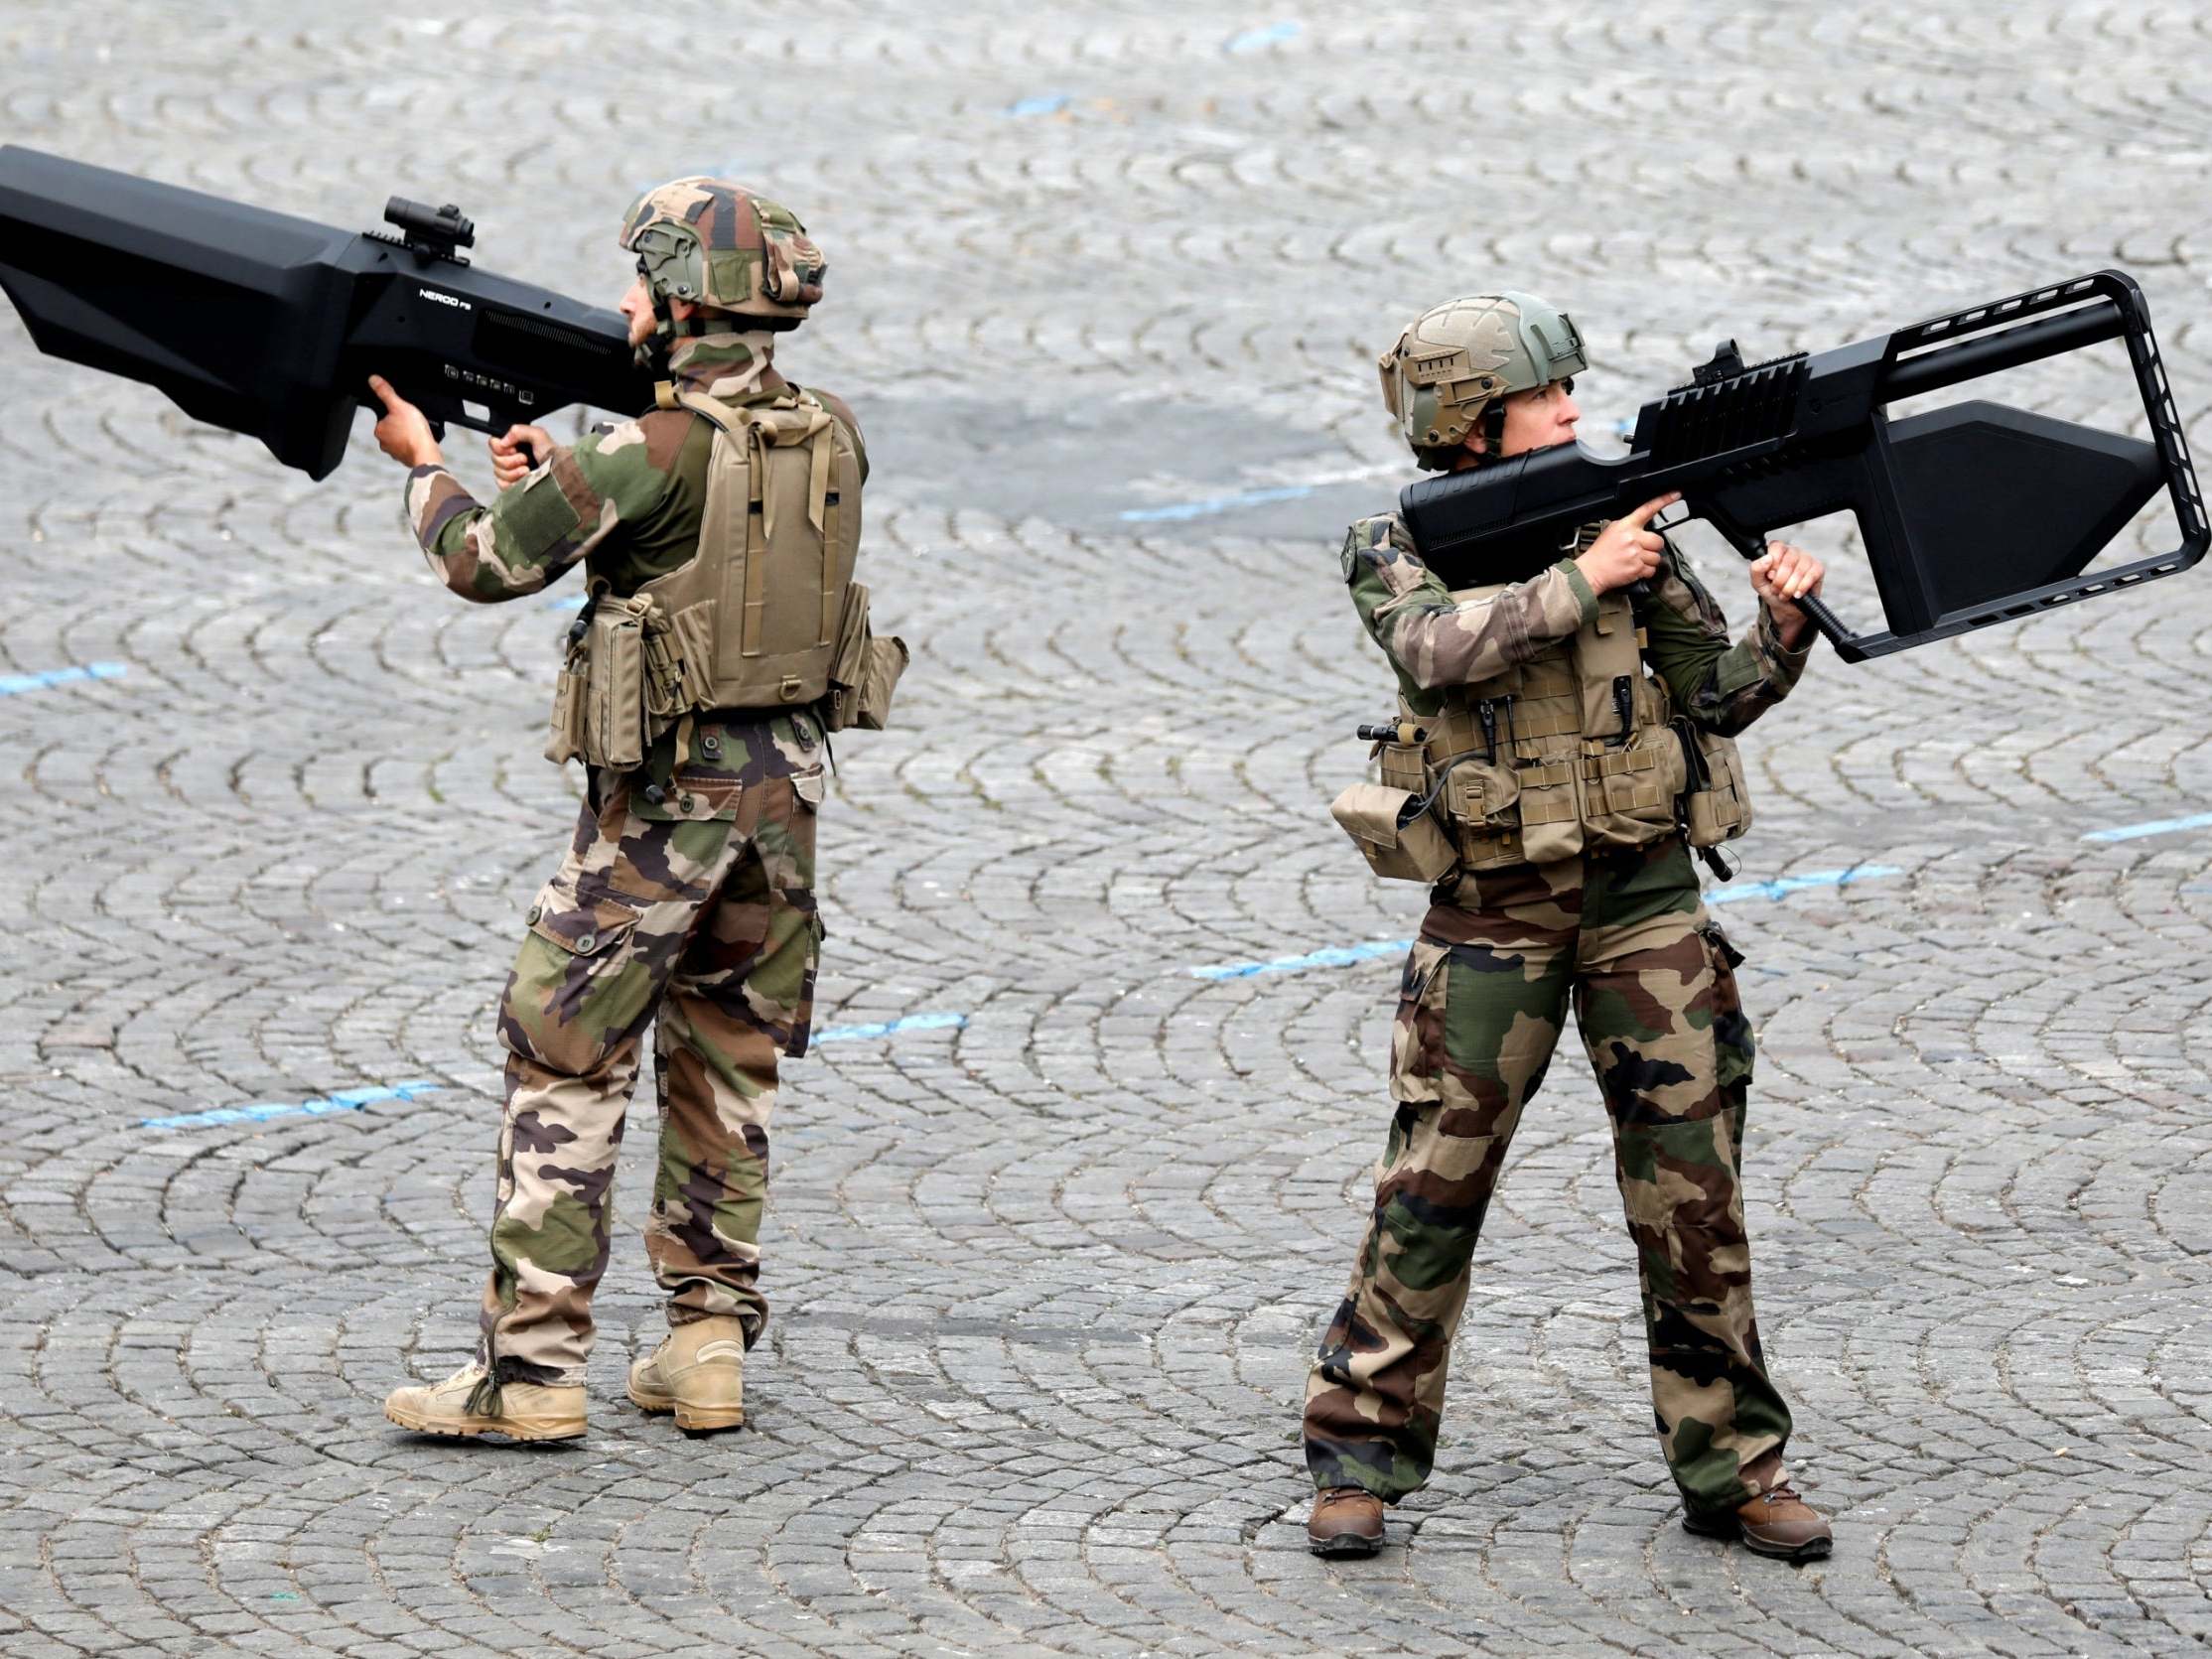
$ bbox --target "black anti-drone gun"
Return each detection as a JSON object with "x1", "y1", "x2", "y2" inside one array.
[
  {"x1": 1400, "y1": 271, "x2": 2206, "y2": 661},
  {"x1": 0, "y1": 145, "x2": 655, "y2": 481}
]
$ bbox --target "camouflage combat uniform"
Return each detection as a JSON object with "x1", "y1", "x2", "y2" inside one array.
[
  {"x1": 1304, "y1": 514, "x2": 1813, "y2": 1521},
  {"x1": 403, "y1": 331, "x2": 866, "y2": 1397}
]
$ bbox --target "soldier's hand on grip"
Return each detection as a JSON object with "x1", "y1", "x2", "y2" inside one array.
[
  {"x1": 1748, "y1": 541, "x2": 1826, "y2": 647},
  {"x1": 489, "y1": 423, "x2": 555, "y2": 491},
  {"x1": 1748, "y1": 541, "x2": 1824, "y2": 606},
  {"x1": 366, "y1": 374, "x2": 440, "y2": 469},
  {"x1": 1575, "y1": 491, "x2": 1679, "y2": 594}
]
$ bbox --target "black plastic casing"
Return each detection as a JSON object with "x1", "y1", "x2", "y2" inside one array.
[
  {"x1": 1400, "y1": 271, "x2": 2206, "y2": 660},
  {"x1": 0, "y1": 145, "x2": 653, "y2": 481}
]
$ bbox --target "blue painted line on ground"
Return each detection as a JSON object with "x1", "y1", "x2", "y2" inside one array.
[
  {"x1": 1226, "y1": 21, "x2": 1300, "y2": 52},
  {"x1": 141, "y1": 1080, "x2": 444, "y2": 1131},
  {"x1": 1121, "y1": 484, "x2": 1314, "y2": 523},
  {"x1": 544, "y1": 594, "x2": 588, "y2": 612},
  {"x1": 1707, "y1": 866, "x2": 1903, "y2": 904},
  {"x1": 0, "y1": 662, "x2": 127, "y2": 697},
  {"x1": 1188, "y1": 866, "x2": 1906, "y2": 980},
  {"x1": 1007, "y1": 93, "x2": 1070, "y2": 116},
  {"x1": 2082, "y1": 810, "x2": 2212, "y2": 843},
  {"x1": 1191, "y1": 939, "x2": 1410, "y2": 980},
  {"x1": 815, "y1": 1012, "x2": 968, "y2": 1042}
]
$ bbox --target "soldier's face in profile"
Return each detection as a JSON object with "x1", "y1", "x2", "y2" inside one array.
[
  {"x1": 618, "y1": 273, "x2": 701, "y2": 347},
  {"x1": 1494, "y1": 377, "x2": 1581, "y2": 458},
  {"x1": 619, "y1": 275, "x2": 656, "y2": 346}
]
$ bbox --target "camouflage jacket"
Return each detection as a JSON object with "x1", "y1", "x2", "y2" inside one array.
[
  {"x1": 403, "y1": 332, "x2": 869, "y2": 820},
  {"x1": 1342, "y1": 511, "x2": 1811, "y2": 737}
]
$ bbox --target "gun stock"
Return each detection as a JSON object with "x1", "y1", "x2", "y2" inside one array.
[
  {"x1": 0, "y1": 146, "x2": 654, "y2": 481},
  {"x1": 1400, "y1": 271, "x2": 2207, "y2": 661}
]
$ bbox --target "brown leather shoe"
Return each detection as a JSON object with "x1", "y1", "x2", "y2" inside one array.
[
  {"x1": 1307, "y1": 1486, "x2": 1385, "y2": 1557},
  {"x1": 1683, "y1": 1479, "x2": 1833, "y2": 1562}
]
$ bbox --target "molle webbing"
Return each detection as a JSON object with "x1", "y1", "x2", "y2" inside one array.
[
  {"x1": 1390, "y1": 582, "x2": 1700, "y2": 869},
  {"x1": 1414, "y1": 662, "x2": 1583, "y2": 766}
]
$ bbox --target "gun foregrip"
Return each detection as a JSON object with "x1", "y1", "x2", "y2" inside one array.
[{"x1": 1796, "y1": 593, "x2": 1852, "y2": 650}]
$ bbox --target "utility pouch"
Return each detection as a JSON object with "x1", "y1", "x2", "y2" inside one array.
[
  {"x1": 1331, "y1": 783, "x2": 1457, "y2": 884},
  {"x1": 1580, "y1": 732, "x2": 1682, "y2": 849},
  {"x1": 1514, "y1": 759, "x2": 1585, "y2": 863},
  {"x1": 853, "y1": 635, "x2": 909, "y2": 731},
  {"x1": 1573, "y1": 593, "x2": 1643, "y2": 736},
  {"x1": 1675, "y1": 719, "x2": 1754, "y2": 846},
  {"x1": 1440, "y1": 758, "x2": 1524, "y2": 871},
  {"x1": 1376, "y1": 741, "x2": 1429, "y2": 796},
  {"x1": 545, "y1": 662, "x2": 587, "y2": 766},
  {"x1": 824, "y1": 582, "x2": 911, "y2": 733},
  {"x1": 580, "y1": 592, "x2": 658, "y2": 771}
]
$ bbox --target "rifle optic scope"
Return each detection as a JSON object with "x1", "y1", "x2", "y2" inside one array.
[{"x1": 382, "y1": 197, "x2": 474, "y2": 256}]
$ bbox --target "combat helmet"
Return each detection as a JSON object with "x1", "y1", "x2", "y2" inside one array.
[
  {"x1": 1378, "y1": 291, "x2": 1588, "y2": 470},
  {"x1": 620, "y1": 177, "x2": 826, "y2": 346}
]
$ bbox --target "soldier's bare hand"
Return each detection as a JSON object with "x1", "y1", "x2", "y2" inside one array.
[
  {"x1": 1575, "y1": 491, "x2": 1680, "y2": 594},
  {"x1": 367, "y1": 374, "x2": 442, "y2": 468},
  {"x1": 1749, "y1": 541, "x2": 1824, "y2": 605},
  {"x1": 1749, "y1": 541, "x2": 1825, "y2": 645},
  {"x1": 489, "y1": 423, "x2": 555, "y2": 491}
]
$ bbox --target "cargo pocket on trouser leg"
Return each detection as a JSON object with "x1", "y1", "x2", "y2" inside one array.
[
  {"x1": 757, "y1": 768, "x2": 823, "y2": 1057},
  {"x1": 1387, "y1": 940, "x2": 1451, "y2": 1106},
  {"x1": 1697, "y1": 919, "x2": 1754, "y2": 1103},
  {"x1": 482, "y1": 875, "x2": 655, "y2": 1391}
]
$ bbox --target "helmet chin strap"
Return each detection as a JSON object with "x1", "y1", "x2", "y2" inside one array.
[
  {"x1": 633, "y1": 261, "x2": 677, "y2": 371},
  {"x1": 1478, "y1": 397, "x2": 1508, "y2": 459},
  {"x1": 631, "y1": 260, "x2": 726, "y2": 370}
]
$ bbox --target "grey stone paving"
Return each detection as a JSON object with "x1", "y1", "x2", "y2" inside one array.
[{"x1": 3, "y1": 2, "x2": 2212, "y2": 1654}]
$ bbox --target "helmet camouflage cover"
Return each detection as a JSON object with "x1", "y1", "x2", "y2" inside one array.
[
  {"x1": 619, "y1": 177, "x2": 826, "y2": 329},
  {"x1": 1378, "y1": 291, "x2": 1589, "y2": 469}
]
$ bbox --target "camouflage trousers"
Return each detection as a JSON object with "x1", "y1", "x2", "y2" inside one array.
[
  {"x1": 1304, "y1": 837, "x2": 1793, "y2": 1517},
  {"x1": 477, "y1": 763, "x2": 821, "y2": 1393}
]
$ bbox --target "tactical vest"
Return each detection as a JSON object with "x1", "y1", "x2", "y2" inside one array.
[
  {"x1": 547, "y1": 385, "x2": 906, "y2": 769},
  {"x1": 1332, "y1": 584, "x2": 1753, "y2": 883}
]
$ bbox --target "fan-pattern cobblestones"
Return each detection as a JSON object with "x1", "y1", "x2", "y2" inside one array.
[{"x1": 4, "y1": 4, "x2": 2212, "y2": 1654}]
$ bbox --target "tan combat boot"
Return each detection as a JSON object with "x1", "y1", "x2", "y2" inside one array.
[
  {"x1": 626, "y1": 1315, "x2": 748, "y2": 1433},
  {"x1": 1683, "y1": 1478, "x2": 1833, "y2": 1562},
  {"x1": 382, "y1": 1363, "x2": 586, "y2": 1443},
  {"x1": 1306, "y1": 1485, "x2": 1385, "y2": 1557}
]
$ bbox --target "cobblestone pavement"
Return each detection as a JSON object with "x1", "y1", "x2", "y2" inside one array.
[{"x1": 4, "y1": 3, "x2": 2212, "y2": 1655}]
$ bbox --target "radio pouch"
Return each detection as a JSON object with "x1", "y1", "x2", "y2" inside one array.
[{"x1": 1674, "y1": 719, "x2": 1754, "y2": 847}]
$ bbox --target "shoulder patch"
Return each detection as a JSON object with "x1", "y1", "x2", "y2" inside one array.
[{"x1": 1340, "y1": 512, "x2": 1419, "y2": 585}]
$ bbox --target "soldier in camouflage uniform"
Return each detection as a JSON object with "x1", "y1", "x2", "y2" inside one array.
[
  {"x1": 1305, "y1": 293, "x2": 1836, "y2": 1561},
  {"x1": 367, "y1": 180, "x2": 875, "y2": 1441}
]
